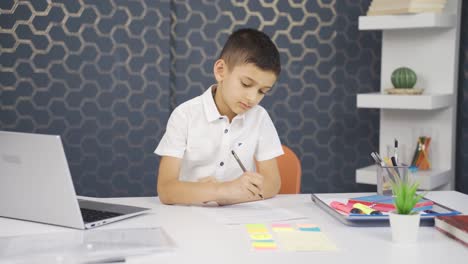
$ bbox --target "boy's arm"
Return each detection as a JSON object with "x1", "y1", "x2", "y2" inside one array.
[
  {"x1": 255, "y1": 157, "x2": 281, "y2": 198},
  {"x1": 157, "y1": 156, "x2": 269, "y2": 205},
  {"x1": 157, "y1": 156, "x2": 221, "y2": 205},
  {"x1": 216, "y1": 158, "x2": 281, "y2": 205}
]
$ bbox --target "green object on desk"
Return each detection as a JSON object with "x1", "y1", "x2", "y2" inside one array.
[{"x1": 389, "y1": 177, "x2": 425, "y2": 215}]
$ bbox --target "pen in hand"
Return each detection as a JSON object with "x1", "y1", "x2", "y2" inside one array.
[{"x1": 231, "y1": 150, "x2": 263, "y2": 199}]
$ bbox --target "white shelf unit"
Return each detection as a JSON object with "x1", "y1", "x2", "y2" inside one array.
[
  {"x1": 357, "y1": 93, "x2": 454, "y2": 110},
  {"x1": 358, "y1": 13, "x2": 456, "y2": 30},
  {"x1": 355, "y1": 0, "x2": 462, "y2": 191},
  {"x1": 356, "y1": 165, "x2": 452, "y2": 191}
]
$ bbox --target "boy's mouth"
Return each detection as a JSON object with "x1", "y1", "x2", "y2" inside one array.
[{"x1": 239, "y1": 102, "x2": 251, "y2": 110}]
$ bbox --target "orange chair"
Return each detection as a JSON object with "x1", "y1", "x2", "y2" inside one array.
[{"x1": 277, "y1": 145, "x2": 302, "y2": 194}]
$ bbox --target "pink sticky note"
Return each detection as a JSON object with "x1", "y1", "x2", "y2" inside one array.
[
  {"x1": 271, "y1": 223, "x2": 292, "y2": 228},
  {"x1": 254, "y1": 246, "x2": 277, "y2": 251}
]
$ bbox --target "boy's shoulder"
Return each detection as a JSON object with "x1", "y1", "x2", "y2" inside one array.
[
  {"x1": 172, "y1": 94, "x2": 204, "y2": 114},
  {"x1": 248, "y1": 104, "x2": 269, "y2": 118}
]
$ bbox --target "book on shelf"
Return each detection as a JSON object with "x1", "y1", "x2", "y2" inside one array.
[
  {"x1": 348, "y1": 194, "x2": 434, "y2": 212},
  {"x1": 370, "y1": 2, "x2": 446, "y2": 8},
  {"x1": 369, "y1": 0, "x2": 447, "y2": 3},
  {"x1": 367, "y1": 8, "x2": 445, "y2": 16},
  {"x1": 434, "y1": 215, "x2": 468, "y2": 247},
  {"x1": 367, "y1": 0, "x2": 447, "y2": 16}
]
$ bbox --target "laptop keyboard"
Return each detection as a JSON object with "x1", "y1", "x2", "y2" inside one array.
[{"x1": 80, "y1": 207, "x2": 123, "y2": 223}]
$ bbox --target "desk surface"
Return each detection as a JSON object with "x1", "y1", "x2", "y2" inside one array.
[{"x1": 1, "y1": 191, "x2": 467, "y2": 263}]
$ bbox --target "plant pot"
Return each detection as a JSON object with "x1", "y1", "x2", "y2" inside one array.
[{"x1": 389, "y1": 211, "x2": 421, "y2": 243}]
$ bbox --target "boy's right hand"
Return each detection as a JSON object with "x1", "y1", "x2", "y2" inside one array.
[{"x1": 217, "y1": 172, "x2": 264, "y2": 204}]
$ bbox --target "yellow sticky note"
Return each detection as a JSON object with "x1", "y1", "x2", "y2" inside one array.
[
  {"x1": 252, "y1": 242, "x2": 277, "y2": 248},
  {"x1": 276, "y1": 231, "x2": 337, "y2": 251},
  {"x1": 246, "y1": 224, "x2": 268, "y2": 234},
  {"x1": 250, "y1": 233, "x2": 273, "y2": 240},
  {"x1": 247, "y1": 228, "x2": 268, "y2": 234},
  {"x1": 246, "y1": 224, "x2": 266, "y2": 229}
]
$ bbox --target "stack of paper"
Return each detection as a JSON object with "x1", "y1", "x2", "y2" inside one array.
[
  {"x1": 366, "y1": 0, "x2": 447, "y2": 16},
  {"x1": 194, "y1": 201, "x2": 305, "y2": 225}
]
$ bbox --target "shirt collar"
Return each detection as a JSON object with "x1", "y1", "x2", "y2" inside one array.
[
  {"x1": 202, "y1": 85, "x2": 246, "y2": 123},
  {"x1": 202, "y1": 85, "x2": 222, "y2": 123}
]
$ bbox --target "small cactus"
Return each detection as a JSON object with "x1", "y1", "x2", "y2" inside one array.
[{"x1": 391, "y1": 67, "x2": 417, "y2": 89}]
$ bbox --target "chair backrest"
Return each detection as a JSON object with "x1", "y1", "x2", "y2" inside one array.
[{"x1": 277, "y1": 145, "x2": 302, "y2": 194}]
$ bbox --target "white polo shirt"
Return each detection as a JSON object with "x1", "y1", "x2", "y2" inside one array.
[{"x1": 154, "y1": 85, "x2": 284, "y2": 182}]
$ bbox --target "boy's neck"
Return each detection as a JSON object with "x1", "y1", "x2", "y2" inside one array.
[{"x1": 212, "y1": 85, "x2": 236, "y2": 123}]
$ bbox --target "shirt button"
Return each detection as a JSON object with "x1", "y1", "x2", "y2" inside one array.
[
  {"x1": 220, "y1": 161, "x2": 224, "y2": 166},
  {"x1": 224, "y1": 129, "x2": 228, "y2": 133}
]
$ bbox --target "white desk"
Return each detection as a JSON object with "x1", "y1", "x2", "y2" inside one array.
[{"x1": 1, "y1": 191, "x2": 467, "y2": 263}]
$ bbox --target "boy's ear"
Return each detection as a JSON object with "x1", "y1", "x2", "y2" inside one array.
[{"x1": 213, "y1": 59, "x2": 227, "y2": 82}]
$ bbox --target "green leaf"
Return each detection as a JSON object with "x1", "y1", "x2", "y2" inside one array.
[{"x1": 390, "y1": 169, "x2": 421, "y2": 215}]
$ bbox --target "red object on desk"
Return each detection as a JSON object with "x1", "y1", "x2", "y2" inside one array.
[{"x1": 330, "y1": 201, "x2": 355, "y2": 214}]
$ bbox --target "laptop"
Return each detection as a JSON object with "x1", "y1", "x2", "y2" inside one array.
[{"x1": 0, "y1": 131, "x2": 150, "y2": 229}]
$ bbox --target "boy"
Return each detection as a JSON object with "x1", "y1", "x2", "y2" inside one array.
[{"x1": 155, "y1": 28, "x2": 284, "y2": 205}]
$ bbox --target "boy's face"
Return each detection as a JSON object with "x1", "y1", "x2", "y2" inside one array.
[{"x1": 214, "y1": 60, "x2": 277, "y2": 119}]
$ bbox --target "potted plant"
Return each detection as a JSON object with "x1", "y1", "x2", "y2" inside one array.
[{"x1": 387, "y1": 168, "x2": 425, "y2": 243}]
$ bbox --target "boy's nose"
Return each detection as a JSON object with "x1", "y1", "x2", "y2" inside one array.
[{"x1": 246, "y1": 90, "x2": 257, "y2": 102}]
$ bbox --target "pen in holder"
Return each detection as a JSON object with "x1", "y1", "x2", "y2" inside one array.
[{"x1": 377, "y1": 164, "x2": 410, "y2": 196}]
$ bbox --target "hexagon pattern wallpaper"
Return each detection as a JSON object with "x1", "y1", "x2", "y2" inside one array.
[{"x1": 0, "y1": 0, "x2": 466, "y2": 197}]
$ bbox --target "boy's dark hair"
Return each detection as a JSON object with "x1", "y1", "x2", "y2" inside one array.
[{"x1": 219, "y1": 28, "x2": 281, "y2": 76}]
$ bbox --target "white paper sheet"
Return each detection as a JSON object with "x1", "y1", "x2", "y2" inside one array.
[
  {"x1": 194, "y1": 200, "x2": 306, "y2": 225},
  {"x1": 0, "y1": 227, "x2": 175, "y2": 264}
]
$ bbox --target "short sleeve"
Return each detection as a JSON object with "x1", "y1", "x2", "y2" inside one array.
[
  {"x1": 254, "y1": 112, "x2": 284, "y2": 161},
  {"x1": 154, "y1": 107, "x2": 188, "y2": 158}
]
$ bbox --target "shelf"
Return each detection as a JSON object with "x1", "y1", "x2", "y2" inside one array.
[
  {"x1": 356, "y1": 164, "x2": 451, "y2": 190},
  {"x1": 356, "y1": 93, "x2": 453, "y2": 110},
  {"x1": 359, "y1": 13, "x2": 456, "y2": 30}
]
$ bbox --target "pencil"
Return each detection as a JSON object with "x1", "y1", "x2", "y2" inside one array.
[{"x1": 231, "y1": 150, "x2": 263, "y2": 199}]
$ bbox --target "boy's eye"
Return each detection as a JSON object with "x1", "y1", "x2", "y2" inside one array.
[
  {"x1": 241, "y1": 81, "x2": 250, "y2": 87},
  {"x1": 259, "y1": 89, "x2": 270, "y2": 95}
]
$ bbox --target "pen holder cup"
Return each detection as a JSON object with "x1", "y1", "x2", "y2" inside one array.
[{"x1": 377, "y1": 165, "x2": 410, "y2": 196}]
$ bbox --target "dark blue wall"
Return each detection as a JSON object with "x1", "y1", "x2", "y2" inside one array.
[
  {"x1": 456, "y1": 1, "x2": 468, "y2": 194},
  {"x1": 1, "y1": 0, "x2": 466, "y2": 196},
  {"x1": 0, "y1": 0, "x2": 171, "y2": 196}
]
